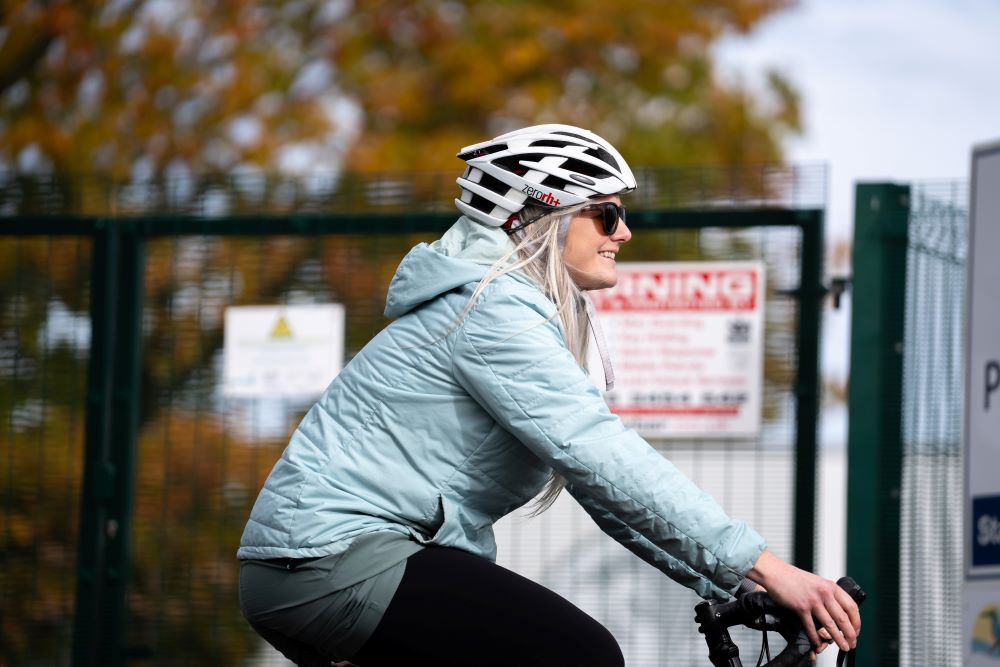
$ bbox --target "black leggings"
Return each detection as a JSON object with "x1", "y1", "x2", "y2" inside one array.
[{"x1": 353, "y1": 546, "x2": 624, "y2": 666}]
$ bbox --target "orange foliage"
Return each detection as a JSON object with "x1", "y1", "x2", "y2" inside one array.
[
  {"x1": 330, "y1": 0, "x2": 800, "y2": 172},
  {"x1": 1, "y1": 0, "x2": 799, "y2": 184},
  {"x1": 0, "y1": 409, "x2": 85, "y2": 662},
  {"x1": 1, "y1": 0, "x2": 340, "y2": 179}
]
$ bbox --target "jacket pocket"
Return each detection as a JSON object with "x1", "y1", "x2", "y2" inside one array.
[
  {"x1": 410, "y1": 493, "x2": 447, "y2": 545},
  {"x1": 408, "y1": 493, "x2": 496, "y2": 559}
]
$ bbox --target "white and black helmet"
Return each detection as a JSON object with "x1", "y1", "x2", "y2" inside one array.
[{"x1": 454, "y1": 124, "x2": 637, "y2": 228}]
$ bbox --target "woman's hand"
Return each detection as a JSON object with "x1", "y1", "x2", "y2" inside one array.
[{"x1": 746, "y1": 549, "x2": 861, "y2": 654}]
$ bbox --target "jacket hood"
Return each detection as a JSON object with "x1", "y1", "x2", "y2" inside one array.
[{"x1": 384, "y1": 216, "x2": 517, "y2": 318}]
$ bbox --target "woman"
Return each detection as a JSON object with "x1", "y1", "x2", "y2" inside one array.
[{"x1": 238, "y1": 124, "x2": 860, "y2": 666}]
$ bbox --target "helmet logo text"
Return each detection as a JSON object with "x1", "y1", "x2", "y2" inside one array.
[{"x1": 522, "y1": 185, "x2": 561, "y2": 206}]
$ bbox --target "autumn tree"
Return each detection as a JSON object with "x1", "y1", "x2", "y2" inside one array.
[
  {"x1": 0, "y1": 0, "x2": 347, "y2": 178},
  {"x1": 1, "y1": 0, "x2": 799, "y2": 179},
  {"x1": 331, "y1": 0, "x2": 801, "y2": 172}
]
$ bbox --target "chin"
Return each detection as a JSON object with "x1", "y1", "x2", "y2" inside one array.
[
  {"x1": 579, "y1": 275, "x2": 618, "y2": 291},
  {"x1": 569, "y1": 265, "x2": 618, "y2": 291},
  {"x1": 597, "y1": 270, "x2": 619, "y2": 289}
]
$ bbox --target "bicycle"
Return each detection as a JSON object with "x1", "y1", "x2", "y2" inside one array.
[{"x1": 695, "y1": 576, "x2": 867, "y2": 667}]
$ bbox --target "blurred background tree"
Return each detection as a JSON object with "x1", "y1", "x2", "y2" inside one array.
[
  {"x1": 332, "y1": 0, "x2": 801, "y2": 171},
  {"x1": 0, "y1": 1, "x2": 804, "y2": 664},
  {"x1": 1, "y1": 0, "x2": 800, "y2": 179}
]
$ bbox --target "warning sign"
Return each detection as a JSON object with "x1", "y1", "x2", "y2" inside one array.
[
  {"x1": 589, "y1": 261, "x2": 765, "y2": 438},
  {"x1": 223, "y1": 304, "x2": 345, "y2": 398}
]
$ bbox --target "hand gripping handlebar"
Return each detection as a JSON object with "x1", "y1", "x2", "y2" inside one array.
[{"x1": 695, "y1": 576, "x2": 867, "y2": 667}]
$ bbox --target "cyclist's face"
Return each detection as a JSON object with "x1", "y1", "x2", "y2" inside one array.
[{"x1": 562, "y1": 195, "x2": 631, "y2": 290}]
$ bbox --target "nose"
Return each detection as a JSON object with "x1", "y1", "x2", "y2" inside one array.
[{"x1": 612, "y1": 218, "x2": 632, "y2": 244}]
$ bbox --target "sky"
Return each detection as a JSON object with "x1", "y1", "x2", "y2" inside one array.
[
  {"x1": 715, "y1": 0, "x2": 1000, "y2": 446},
  {"x1": 715, "y1": 0, "x2": 1000, "y2": 247}
]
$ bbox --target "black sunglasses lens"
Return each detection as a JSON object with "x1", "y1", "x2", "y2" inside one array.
[{"x1": 601, "y1": 203, "x2": 624, "y2": 235}]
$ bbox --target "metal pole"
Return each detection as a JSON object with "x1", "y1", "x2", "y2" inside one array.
[
  {"x1": 72, "y1": 221, "x2": 145, "y2": 667},
  {"x1": 847, "y1": 183, "x2": 909, "y2": 667},
  {"x1": 793, "y1": 211, "x2": 825, "y2": 573}
]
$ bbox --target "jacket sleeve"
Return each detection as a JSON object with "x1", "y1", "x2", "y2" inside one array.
[{"x1": 451, "y1": 283, "x2": 765, "y2": 600}]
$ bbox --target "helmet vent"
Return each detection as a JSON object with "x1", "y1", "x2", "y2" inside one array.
[
  {"x1": 478, "y1": 171, "x2": 511, "y2": 196},
  {"x1": 467, "y1": 192, "x2": 495, "y2": 213},
  {"x1": 494, "y1": 153, "x2": 547, "y2": 174},
  {"x1": 563, "y1": 157, "x2": 612, "y2": 180},
  {"x1": 529, "y1": 139, "x2": 572, "y2": 149},
  {"x1": 540, "y1": 175, "x2": 571, "y2": 191},
  {"x1": 584, "y1": 146, "x2": 620, "y2": 171},
  {"x1": 552, "y1": 130, "x2": 593, "y2": 143},
  {"x1": 457, "y1": 143, "x2": 507, "y2": 161}
]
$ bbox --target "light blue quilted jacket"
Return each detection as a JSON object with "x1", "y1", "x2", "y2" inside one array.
[{"x1": 238, "y1": 216, "x2": 765, "y2": 600}]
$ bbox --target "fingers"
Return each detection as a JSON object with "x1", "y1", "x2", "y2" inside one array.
[
  {"x1": 806, "y1": 605, "x2": 841, "y2": 652},
  {"x1": 749, "y1": 555, "x2": 863, "y2": 654},
  {"x1": 813, "y1": 583, "x2": 860, "y2": 652},
  {"x1": 827, "y1": 586, "x2": 860, "y2": 649},
  {"x1": 814, "y1": 629, "x2": 834, "y2": 658},
  {"x1": 815, "y1": 605, "x2": 850, "y2": 652},
  {"x1": 834, "y1": 584, "x2": 863, "y2": 634},
  {"x1": 797, "y1": 582, "x2": 858, "y2": 653}
]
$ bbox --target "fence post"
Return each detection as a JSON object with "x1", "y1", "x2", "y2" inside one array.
[
  {"x1": 793, "y1": 211, "x2": 825, "y2": 573},
  {"x1": 847, "y1": 183, "x2": 910, "y2": 667},
  {"x1": 72, "y1": 220, "x2": 145, "y2": 667}
]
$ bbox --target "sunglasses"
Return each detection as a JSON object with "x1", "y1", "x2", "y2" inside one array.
[{"x1": 582, "y1": 202, "x2": 627, "y2": 235}]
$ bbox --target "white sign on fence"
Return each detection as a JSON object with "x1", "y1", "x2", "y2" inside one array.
[
  {"x1": 963, "y1": 139, "x2": 1000, "y2": 666},
  {"x1": 590, "y1": 261, "x2": 765, "y2": 438},
  {"x1": 223, "y1": 304, "x2": 345, "y2": 398}
]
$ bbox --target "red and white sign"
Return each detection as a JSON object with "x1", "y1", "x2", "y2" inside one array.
[{"x1": 590, "y1": 261, "x2": 765, "y2": 438}]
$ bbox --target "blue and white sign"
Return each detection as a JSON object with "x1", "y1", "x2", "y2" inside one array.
[
  {"x1": 964, "y1": 140, "x2": 1000, "y2": 666},
  {"x1": 966, "y1": 140, "x2": 1000, "y2": 580},
  {"x1": 974, "y1": 495, "x2": 1000, "y2": 569}
]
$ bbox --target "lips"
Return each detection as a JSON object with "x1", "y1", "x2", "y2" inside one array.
[{"x1": 598, "y1": 251, "x2": 616, "y2": 260}]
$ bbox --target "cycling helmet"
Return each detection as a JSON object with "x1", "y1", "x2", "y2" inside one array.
[{"x1": 454, "y1": 124, "x2": 637, "y2": 227}]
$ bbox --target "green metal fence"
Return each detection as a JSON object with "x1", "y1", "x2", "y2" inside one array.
[
  {"x1": 2, "y1": 165, "x2": 826, "y2": 666},
  {"x1": 848, "y1": 181, "x2": 967, "y2": 667}
]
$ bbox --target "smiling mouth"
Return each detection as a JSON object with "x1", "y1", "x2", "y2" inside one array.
[{"x1": 598, "y1": 251, "x2": 616, "y2": 260}]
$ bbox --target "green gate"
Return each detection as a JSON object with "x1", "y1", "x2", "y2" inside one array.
[
  {"x1": 848, "y1": 181, "x2": 967, "y2": 667},
  {"x1": 1, "y1": 167, "x2": 826, "y2": 666}
]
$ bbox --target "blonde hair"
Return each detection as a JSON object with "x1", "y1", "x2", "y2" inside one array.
[{"x1": 459, "y1": 203, "x2": 591, "y2": 512}]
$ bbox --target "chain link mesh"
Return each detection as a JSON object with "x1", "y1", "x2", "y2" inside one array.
[{"x1": 899, "y1": 180, "x2": 967, "y2": 667}]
